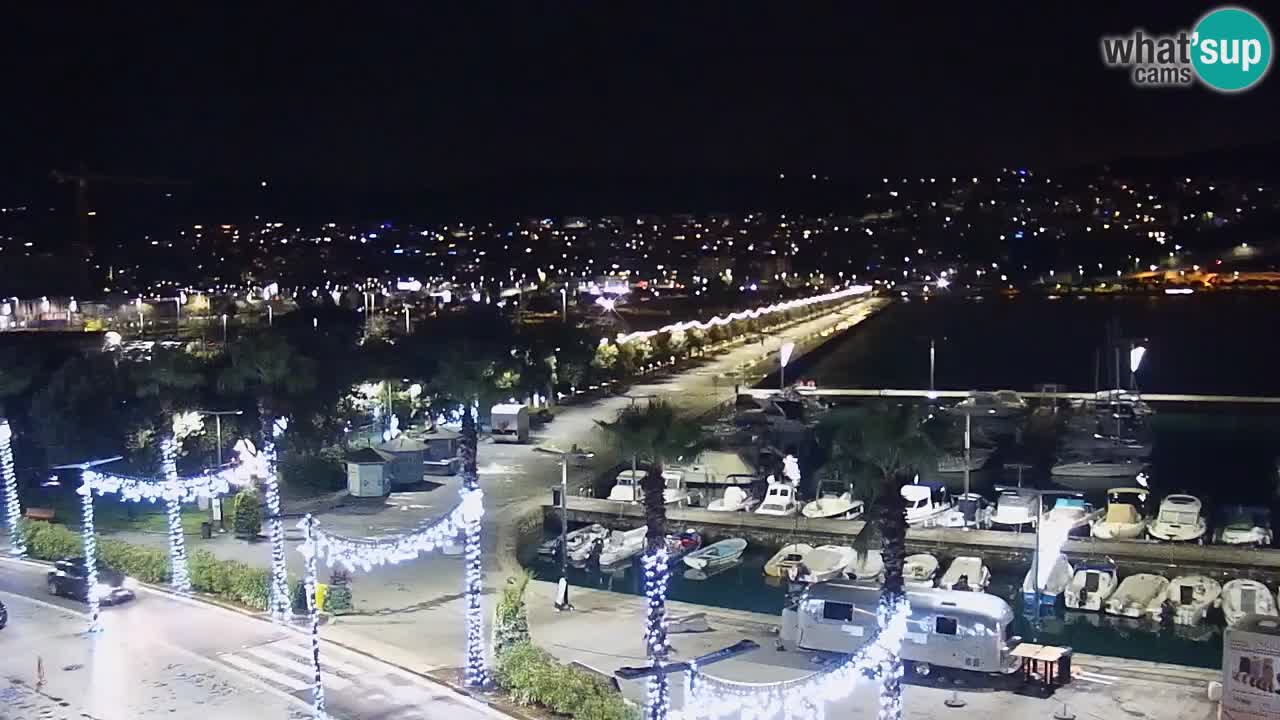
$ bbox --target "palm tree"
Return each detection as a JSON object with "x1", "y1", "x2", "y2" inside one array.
[
  {"x1": 596, "y1": 400, "x2": 708, "y2": 720},
  {"x1": 819, "y1": 402, "x2": 938, "y2": 720},
  {"x1": 216, "y1": 333, "x2": 317, "y2": 439}
]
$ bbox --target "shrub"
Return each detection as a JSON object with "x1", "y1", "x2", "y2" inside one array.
[
  {"x1": 97, "y1": 539, "x2": 169, "y2": 584},
  {"x1": 325, "y1": 569, "x2": 353, "y2": 614},
  {"x1": 22, "y1": 520, "x2": 84, "y2": 560},
  {"x1": 233, "y1": 488, "x2": 262, "y2": 538},
  {"x1": 280, "y1": 449, "x2": 346, "y2": 495},
  {"x1": 493, "y1": 571, "x2": 532, "y2": 655},
  {"x1": 494, "y1": 642, "x2": 637, "y2": 720}
]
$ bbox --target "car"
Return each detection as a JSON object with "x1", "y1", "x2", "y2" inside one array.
[
  {"x1": 0, "y1": 598, "x2": 7, "y2": 629},
  {"x1": 46, "y1": 558, "x2": 135, "y2": 605}
]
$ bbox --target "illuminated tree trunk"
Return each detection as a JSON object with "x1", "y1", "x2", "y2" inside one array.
[
  {"x1": 878, "y1": 477, "x2": 908, "y2": 720},
  {"x1": 460, "y1": 406, "x2": 486, "y2": 686},
  {"x1": 161, "y1": 434, "x2": 191, "y2": 592},
  {"x1": 641, "y1": 462, "x2": 670, "y2": 720},
  {"x1": 0, "y1": 419, "x2": 25, "y2": 556}
]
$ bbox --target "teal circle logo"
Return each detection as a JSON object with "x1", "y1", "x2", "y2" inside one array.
[{"x1": 1192, "y1": 7, "x2": 1272, "y2": 92}]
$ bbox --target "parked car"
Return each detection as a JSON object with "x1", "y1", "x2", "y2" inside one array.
[{"x1": 47, "y1": 558, "x2": 135, "y2": 605}]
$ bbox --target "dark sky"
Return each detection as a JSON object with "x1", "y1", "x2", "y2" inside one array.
[{"x1": 2, "y1": 3, "x2": 1278, "y2": 193}]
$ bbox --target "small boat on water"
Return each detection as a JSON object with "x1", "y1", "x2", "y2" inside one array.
[
  {"x1": 937, "y1": 447, "x2": 995, "y2": 473},
  {"x1": 755, "y1": 483, "x2": 800, "y2": 517},
  {"x1": 1092, "y1": 488, "x2": 1150, "y2": 540},
  {"x1": 598, "y1": 526, "x2": 647, "y2": 566},
  {"x1": 1212, "y1": 505, "x2": 1273, "y2": 547},
  {"x1": 939, "y1": 493, "x2": 993, "y2": 529},
  {"x1": 1042, "y1": 497, "x2": 1103, "y2": 535},
  {"x1": 938, "y1": 556, "x2": 990, "y2": 592},
  {"x1": 904, "y1": 553, "x2": 939, "y2": 588},
  {"x1": 683, "y1": 538, "x2": 748, "y2": 571},
  {"x1": 801, "y1": 481, "x2": 863, "y2": 520},
  {"x1": 1154, "y1": 575, "x2": 1222, "y2": 626},
  {"x1": 607, "y1": 468, "x2": 689, "y2": 505},
  {"x1": 539, "y1": 523, "x2": 610, "y2": 559},
  {"x1": 1022, "y1": 554, "x2": 1073, "y2": 609},
  {"x1": 1148, "y1": 494, "x2": 1207, "y2": 542},
  {"x1": 706, "y1": 486, "x2": 757, "y2": 512},
  {"x1": 763, "y1": 543, "x2": 814, "y2": 578},
  {"x1": 664, "y1": 530, "x2": 702, "y2": 562},
  {"x1": 798, "y1": 545, "x2": 856, "y2": 583},
  {"x1": 844, "y1": 549, "x2": 884, "y2": 581},
  {"x1": 991, "y1": 490, "x2": 1038, "y2": 529},
  {"x1": 1065, "y1": 562, "x2": 1118, "y2": 612},
  {"x1": 902, "y1": 480, "x2": 953, "y2": 526},
  {"x1": 1219, "y1": 579, "x2": 1279, "y2": 627},
  {"x1": 1051, "y1": 456, "x2": 1145, "y2": 479},
  {"x1": 1105, "y1": 573, "x2": 1169, "y2": 618}
]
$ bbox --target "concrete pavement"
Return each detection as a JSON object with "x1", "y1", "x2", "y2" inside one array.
[{"x1": 0, "y1": 560, "x2": 506, "y2": 720}]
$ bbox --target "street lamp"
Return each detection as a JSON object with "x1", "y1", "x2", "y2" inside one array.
[
  {"x1": 545, "y1": 445, "x2": 594, "y2": 611},
  {"x1": 779, "y1": 341, "x2": 795, "y2": 390},
  {"x1": 196, "y1": 409, "x2": 244, "y2": 531},
  {"x1": 220, "y1": 314, "x2": 228, "y2": 344}
]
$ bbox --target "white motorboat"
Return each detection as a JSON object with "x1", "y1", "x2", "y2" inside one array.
[
  {"x1": 664, "y1": 530, "x2": 703, "y2": 563},
  {"x1": 707, "y1": 486, "x2": 757, "y2": 512},
  {"x1": 1065, "y1": 562, "x2": 1118, "y2": 611},
  {"x1": 991, "y1": 490, "x2": 1038, "y2": 528},
  {"x1": 1041, "y1": 497, "x2": 1103, "y2": 534},
  {"x1": 755, "y1": 482, "x2": 800, "y2": 517},
  {"x1": 607, "y1": 468, "x2": 688, "y2": 504},
  {"x1": 1091, "y1": 488, "x2": 1150, "y2": 540},
  {"x1": 540, "y1": 523, "x2": 610, "y2": 561},
  {"x1": 953, "y1": 391, "x2": 1027, "y2": 419},
  {"x1": 1154, "y1": 575, "x2": 1222, "y2": 626},
  {"x1": 1104, "y1": 573, "x2": 1169, "y2": 618},
  {"x1": 904, "y1": 553, "x2": 939, "y2": 588},
  {"x1": 844, "y1": 549, "x2": 884, "y2": 581},
  {"x1": 683, "y1": 538, "x2": 748, "y2": 571},
  {"x1": 939, "y1": 493, "x2": 993, "y2": 529},
  {"x1": 801, "y1": 481, "x2": 864, "y2": 520},
  {"x1": 798, "y1": 545, "x2": 856, "y2": 583},
  {"x1": 598, "y1": 526, "x2": 648, "y2": 566},
  {"x1": 937, "y1": 447, "x2": 995, "y2": 473},
  {"x1": 1022, "y1": 554, "x2": 1073, "y2": 609},
  {"x1": 901, "y1": 481, "x2": 953, "y2": 526},
  {"x1": 763, "y1": 543, "x2": 814, "y2": 578},
  {"x1": 668, "y1": 450, "x2": 756, "y2": 487},
  {"x1": 1148, "y1": 494, "x2": 1207, "y2": 542},
  {"x1": 938, "y1": 556, "x2": 990, "y2": 592},
  {"x1": 1213, "y1": 505, "x2": 1273, "y2": 546},
  {"x1": 1219, "y1": 579, "x2": 1279, "y2": 627},
  {"x1": 1050, "y1": 457, "x2": 1145, "y2": 479}
]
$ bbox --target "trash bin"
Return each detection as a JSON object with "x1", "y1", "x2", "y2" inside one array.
[
  {"x1": 552, "y1": 487, "x2": 563, "y2": 507},
  {"x1": 200, "y1": 521, "x2": 213, "y2": 539},
  {"x1": 1056, "y1": 647, "x2": 1073, "y2": 684}
]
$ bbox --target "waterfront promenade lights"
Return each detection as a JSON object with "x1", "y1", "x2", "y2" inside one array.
[
  {"x1": 195, "y1": 409, "x2": 244, "y2": 530},
  {"x1": 779, "y1": 341, "x2": 795, "y2": 390}
]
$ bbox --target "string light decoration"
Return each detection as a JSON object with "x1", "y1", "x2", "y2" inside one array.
[
  {"x1": 459, "y1": 408, "x2": 487, "y2": 688},
  {"x1": 674, "y1": 598, "x2": 910, "y2": 720},
  {"x1": 613, "y1": 285, "x2": 872, "y2": 346},
  {"x1": 160, "y1": 434, "x2": 191, "y2": 592},
  {"x1": 0, "y1": 419, "x2": 25, "y2": 557},
  {"x1": 642, "y1": 547, "x2": 672, "y2": 720},
  {"x1": 77, "y1": 481, "x2": 102, "y2": 632},
  {"x1": 299, "y1": 513, "x2": 326, "y2": 719},
  {"x1": 262, "y1": 417, "x2": 291, "y2": 620}
]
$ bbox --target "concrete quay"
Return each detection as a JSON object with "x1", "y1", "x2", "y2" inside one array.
[{"x1": 550, "y1": 496, "x2": 1280, "y2": 583}]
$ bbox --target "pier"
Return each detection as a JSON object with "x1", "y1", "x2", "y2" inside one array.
[
  {"x1": 547, "y1": 496, "x2": 1280, "y2": 584},
  {"x1": 743, "y1": 387, "x2": 1280, "y2": 404}
]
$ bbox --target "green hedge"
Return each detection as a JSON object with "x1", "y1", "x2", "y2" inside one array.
[
  {"x1": 494, "y1": 643, "x2": 637, "y2": 720},
  {"x1": 21, "y1": 520, "x2": 274, "y2": 611},
  {"x1": 233, "y1": 488, "x2": 262, "y2": 538}
]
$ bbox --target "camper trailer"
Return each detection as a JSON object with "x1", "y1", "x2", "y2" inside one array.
[
  {"x1": 489, "y1": 404, "x2": 530, "y2": 444},
  {"x1": 783, "y1": 582, "x2": 1020, "y2": 676}
]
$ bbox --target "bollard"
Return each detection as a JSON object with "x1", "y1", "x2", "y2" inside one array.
[
  {"x1": 944, "y1": 689, "x2": 966, "y2": 708},
  {"x1": 1052, "y1": 702, "x2": 1075, "y2": 720}
]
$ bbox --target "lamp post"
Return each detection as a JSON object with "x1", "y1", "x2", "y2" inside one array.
[
  {"x1": 196, "y1": 409, "x2": 244, "y2": 531},
  {"x1": 560, "y1": 286, "x2": 567, "y2": 323},
  {"x1": 779, "y1": 341, "x2": 795, "y2": 390},
  {"x1": 929, "y1": 338, "x2": 936, "y2": 395},
  {"x1": 547, "y1": 446, "x2": 594, "y2": 611},
  {"x1": 220, "y1": 314, "x2": 228, "y2": 344},
  {"x1": 404, "y1": 305, "x2": 411, "y2": 334}
]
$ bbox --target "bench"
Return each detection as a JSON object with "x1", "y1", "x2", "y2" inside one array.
[{"x1": 24, "y1": 507, "x2": 55, "y2": 521}]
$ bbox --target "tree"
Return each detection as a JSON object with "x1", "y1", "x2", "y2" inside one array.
[
  {"x1": 0, "y1": 346, "x2": 38, "y2": 416},
  {"x1": 818, "y1": 403, "x2": 938, "y2": 719},
  {"x1": 217, "y1": 333, "x2": 317, "y2": 437},
  {"x1": 596, "y1": 400, "x2": 708, "y2": 720}
]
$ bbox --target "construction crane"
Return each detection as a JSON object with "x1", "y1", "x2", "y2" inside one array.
[{"x1": 50, "y1": 164, "x2": 190, "y2": 252}]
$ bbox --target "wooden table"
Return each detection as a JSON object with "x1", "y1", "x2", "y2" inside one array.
[{"x1": 1011, "y1": 643, "x2": 1073, "y2": 690}]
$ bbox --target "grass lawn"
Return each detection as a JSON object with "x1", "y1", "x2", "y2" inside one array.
[{"x1": 34, "y1": 492, "x2": 214, "y2": 535}]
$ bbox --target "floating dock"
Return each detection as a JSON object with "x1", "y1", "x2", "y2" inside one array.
[{"x1": 549, "y1": 496, "x2": 1280, "y2": 584}]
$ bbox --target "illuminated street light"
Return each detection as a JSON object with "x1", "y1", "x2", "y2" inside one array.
[{"x1": 779, "y1": 341, "x2": 795, "y2": 389}]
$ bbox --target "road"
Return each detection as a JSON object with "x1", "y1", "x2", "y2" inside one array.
[{"x1": 0, "y1": 560, "x2": 503, "y2": 720}]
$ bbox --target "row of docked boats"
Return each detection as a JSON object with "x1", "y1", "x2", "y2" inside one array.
[
  {"x1": 538, "y1": 523, "x2": 753, "y2": 573},
  {"x1": 764, "y1": 544, "x2": 994, "y2": 592},
  {"x1": 1024, "y1": 556, "x2": 1280, "y2": 628}
]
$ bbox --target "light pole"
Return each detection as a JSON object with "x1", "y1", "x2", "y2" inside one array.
[
  {"x1": 404, "y1": 305, "x2": 411, "y2": 334},
  {"x1": 196, "y1": 409, "x2": 244, "y2": 531},
  {"x1": 560, "y1": 286, "x2": 567, "y2": 323},
  {"x1": 547, "y1": 446, "x2": 592, "y2": 611},
  {"x1": 929, "y1": 338, "x2": 936, "y2": 395},
  {"x1": 779, "y1": 341, "x2": 795, "y2": 390},
  {"x1": 220, "y1": 314, "x2": 228, "y2": 344}
]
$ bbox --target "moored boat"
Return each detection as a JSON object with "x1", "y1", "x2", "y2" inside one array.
[
  {"x1": 991, "y1": 490, "x2": 1038, "y2": 529},
  {"x1": 707, "y1": 486, "x2": 757, "y2": 512},
  {"x1": 938, "y1": 556, "x2": 990, "y2": 592},
  {"x1": 798, "y1": 545, "x2": 856, "y2": 583},
  {"x1": 1091, "y1": 488, "x2": 1149, "y2": 540},
  {"x1": 1219, "y1": 579, "x2": 1278, "y2": 627},
  {"x1": 1065, "y1": 562, "x2": 1118, "y2": 612},
  {"x1": 1022, "y1": 554, "x2": 1073, "y2": 608},
  {"x1": 844, "y1": 549, "x2": 884, "y2": 581},
  {"x1": 904, "y1": 553, "x2": 939, "y2": 588},
  {"x1": 901, "y1": 480, "x2": 953, "y2": 526},
  {"x1": 1104, "y1": 573, "x2": 1169, "y2": 618},
  {"x1": 598, "y1": 526, "x2": 647, "y2": 566},
  {"x1": 1154, "y1": 575, "x2": 1221, "y2": 626},
  {"x1": 763, "y1": 543, "x2": 814, "y2": 578},
  {"x1": 1148, "y1": 494, "x2": 1207, "y2": 542},
  {"x1": 683, "y1": 538, "x2": 748, "y2": 570}
]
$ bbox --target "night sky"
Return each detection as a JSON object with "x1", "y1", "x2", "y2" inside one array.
[{"x1": 3, "y1": 3, "x2": 1278, "y2": 197}]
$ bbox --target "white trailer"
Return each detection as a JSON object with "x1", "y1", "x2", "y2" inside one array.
[{"x1": 490, "y1": 404, "x2": 530, "y2": 443}]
